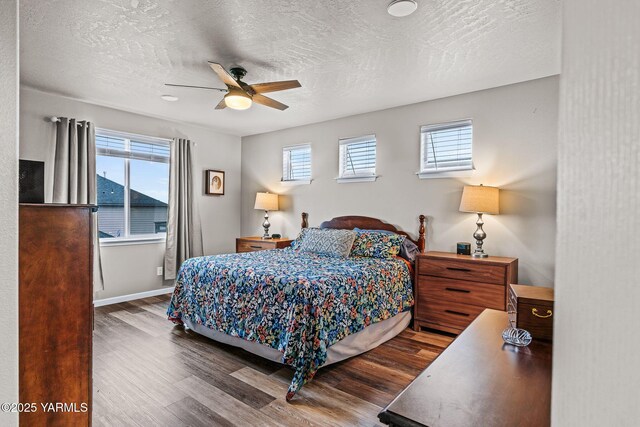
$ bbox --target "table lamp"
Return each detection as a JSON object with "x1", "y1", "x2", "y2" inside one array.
[
  {"x1": 254, "y1": 192, "x2": 279, "y2": 239},
  {"x1": 459, "y1": 184, "x2": 500, "y2": 258}
]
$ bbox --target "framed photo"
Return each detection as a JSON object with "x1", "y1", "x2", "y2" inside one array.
[{"x1": 205, "y1": 170, "x2": 225, "y2": 195}]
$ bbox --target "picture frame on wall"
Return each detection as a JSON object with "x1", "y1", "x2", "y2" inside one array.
[{"x1": 205, "y1": 169, "x2": 225, "y2": 195}]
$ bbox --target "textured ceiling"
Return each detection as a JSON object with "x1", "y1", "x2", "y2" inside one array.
[{"x1": 20, "y1": 0, "x2": 561, "y2": 136}]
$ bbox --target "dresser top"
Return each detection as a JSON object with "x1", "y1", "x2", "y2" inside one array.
[
  {"x1": 379, "y1": 309, "x2": 552, "y2": 426},
  {"x1": 423, "y1": 250, "x2": 518, "y2": 265},
  {"x1": 20, "y1": 203, "x2": 97, "y2": 208},
  {"x1": 237, "y1": 236, "x2": 293, "y2": 243}
]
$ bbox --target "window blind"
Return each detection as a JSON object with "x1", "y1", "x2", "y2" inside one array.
[
  {"x1": 420, "y1": 120, "x2": 473, "y2": 173},
  {"x1": 282, "y1": 144, "x2": 311, "y2": 181},
  {"x1": 339, "y1": 134, "x2": 376, "y2": 178},
  {"x1": 96, "y1": 131, "x2": 170, "y2": 163}
]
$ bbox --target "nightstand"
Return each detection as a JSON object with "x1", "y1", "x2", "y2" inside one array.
[
  {"x1": 235, "y1": 236, "x2": 293, "y2": 253},
  {"x1": 414, "y1": 251, "x2": 518, "y2": 334}
]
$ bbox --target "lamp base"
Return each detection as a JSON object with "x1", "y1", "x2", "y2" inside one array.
[
  {"x1": 261, "y1": 211, "x2": 272, "y2": 239},
  {"x1": 472, "y1": 251, "x2": 489, "y2": 258},
  {"x1": 471, "y1": 212, "x2": 489, "y2": 258}
]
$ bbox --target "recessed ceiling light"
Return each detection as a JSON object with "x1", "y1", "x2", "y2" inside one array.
[
  {"x1": 161, "y1": 95, "x2": 179, "y2": 102},
  {"x1": 387, "y1": 0, "x2": 417, "y2": 17}
]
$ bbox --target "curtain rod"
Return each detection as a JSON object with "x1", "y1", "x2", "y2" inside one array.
[
  {"x1": 49, "y1": 116, "x2": 85, "y2": 126},
  {"x1": 49, "y1": 117, "x2": 190, "y2": 145}
]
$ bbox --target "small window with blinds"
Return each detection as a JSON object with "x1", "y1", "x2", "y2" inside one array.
[
  {"x1": 95, "y1": 129, "x2": 170, "y2": 242},
  {"x1": 282, "y1": 144, "x2": 311, "y2": 183},
  {"x1": 419, "y1": 120, "x2": 473, "y2": 177},
  {"x1": 338, "y1": 134, "x2": 377, "y2": 182}
]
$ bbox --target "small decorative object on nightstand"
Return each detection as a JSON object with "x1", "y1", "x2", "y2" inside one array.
[
  {"x1": 459, "y1": 184, "x2": 500, "y2": 258},
  {"x1": 254, "y1": 192, "x2": 279, "y2": 239},
  {"x1": 456, "y1": 242, "x2": 471, "y2": 255},
  {"x1": 236, "y1": 236, "x2": 293, "y2": 253},
  {"x1": 413, "y1": 251, "x2": 518, "y2": 334}
]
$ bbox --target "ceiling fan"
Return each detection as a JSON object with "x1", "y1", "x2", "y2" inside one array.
[{"x1": 165, "y1": 62, "x2": 301, "y2": 111}]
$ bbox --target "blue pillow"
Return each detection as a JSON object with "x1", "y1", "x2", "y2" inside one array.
[
  {"x1": 350, "y1": 231, "x2": 404, "y2": 258},
  {"x1": 353, "y1": 228, "x2": 420, "y2": 262}
]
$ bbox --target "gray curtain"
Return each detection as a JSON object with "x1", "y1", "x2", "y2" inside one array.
[
  {"x1": 164, "y1": 138, "x2": 203, "y2": 280},
  {"x1": 51, "y1": 118, "x2": 104, "y2": 291}
]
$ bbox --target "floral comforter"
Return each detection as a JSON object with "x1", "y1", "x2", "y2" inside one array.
[{"x1": 167, "y1": 247, "x2": 413, "y2": 400}]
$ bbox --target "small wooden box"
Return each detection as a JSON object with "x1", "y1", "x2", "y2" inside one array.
[{"x1": 508, "y1": 284, "x2": 554, "y2": 341}]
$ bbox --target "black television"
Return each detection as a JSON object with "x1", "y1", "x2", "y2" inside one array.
[{"x1": 19, "y1": 159, "x2": 45, "y2": 203}]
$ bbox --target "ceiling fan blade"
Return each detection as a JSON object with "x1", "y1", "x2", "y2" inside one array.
[
  {"x1": 165, "y1": 83, "x2": 227, "y2": 92},
  {"x1": 250, "y1": 80, "x2": 301, "y2": 94},
  {"x1": 252, "y1": 93, "x2": 289, "y2": 110},
  {"x1": 208, "y1": 62, "x2": 242, "y2": 89},
  {"x1": 215, "y1": 98, "x2": 227, "y2": 110}
]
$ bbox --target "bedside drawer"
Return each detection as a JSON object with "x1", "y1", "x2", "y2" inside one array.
[
  {"x1": 416, "y1": 300, "x2": 485, "y2": 332},
  {"x1": 237, "y1": 240, "x2": 274, "y2": 253},
  {"x1": 419, "y1": 258, "x2": 506, "y2": 285},
  {"x1": 417, "y1": 277, "x2": 505, "y2": 310}
]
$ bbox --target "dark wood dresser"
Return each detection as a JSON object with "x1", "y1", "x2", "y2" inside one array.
[
  {"x1": 379, "y1": 309, "x2": 552, "y2": 426},
  {"x1": 414, "y1": 251, "x2": 518, "y2": 334},
  {"x1": 19, "y1": 204, "x2": 94, "y2": 427},
  {"x1": 236, "y1": 236, "x2": 293, "y2": 253}
]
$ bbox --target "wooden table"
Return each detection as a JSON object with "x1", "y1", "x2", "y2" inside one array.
[{"x1": 378, "y1": 309, "x2": 552, "y2": 427}]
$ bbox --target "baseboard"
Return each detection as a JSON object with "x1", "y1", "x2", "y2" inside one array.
[{"x1": 94, "y1": 286, "x2": 175, "y2": 307}]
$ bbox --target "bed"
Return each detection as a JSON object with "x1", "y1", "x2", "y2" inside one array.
[{"x1": 167, "y1": 213, "x2": 426, "y2": 400}]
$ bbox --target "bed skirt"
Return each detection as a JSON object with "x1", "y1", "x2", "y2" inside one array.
[{"x1": 183, "y1": 310, "x2": 411, "y2": 367}]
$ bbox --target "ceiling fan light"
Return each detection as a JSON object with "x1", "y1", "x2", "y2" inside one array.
[{"x1": 224, "y1": 92, "x2": 252, "y2": 110}]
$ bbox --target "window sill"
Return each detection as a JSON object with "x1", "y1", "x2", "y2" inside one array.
[
  {"x1": 417, "y1": 169, "x2": 474, "y2": 179},
  {"x1": 100, "y1": 236, "x2": 166, "y2": 247},
  {"x1": 280, "y1": 179, "x2": 312, "y2": 186},
  {"x1": 335, "y1": 175, "x2": 379, "y2": 184}
]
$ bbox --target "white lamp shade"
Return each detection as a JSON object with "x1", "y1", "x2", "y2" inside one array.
[
  {"x1": 459, "y1": 185, "x2": 500, "y2": 214},
  {"x1": 254, "y1": 192, "x2": 279, "y2": 211}
]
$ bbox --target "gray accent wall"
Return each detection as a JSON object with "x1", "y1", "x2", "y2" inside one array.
[
  {"x1": 553, "y1": 0, "x2": 640, "y2": 424},
  {"x1": 241, "y1": 76, "x2": 559, "y2": 287},
  {"x1": 20, "y1": 87, "x2": 242, "y2": 299},
  {"x1": 0, "y1": 0, "x2": 19, "y2": 425}
]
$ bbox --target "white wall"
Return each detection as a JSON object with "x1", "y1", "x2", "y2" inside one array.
[
  {"x1": 20, "y1": 87, "x2": 242, "y2": 299},
  {"x1": 0, "y1": 0, "x2": 19, "y2": 425},
  {"x1": 242, "y1": 77, "x2": 559, "y2": 286},
  {"x1": 552, "y1": 1, "x2": 640, "y2": 425}
]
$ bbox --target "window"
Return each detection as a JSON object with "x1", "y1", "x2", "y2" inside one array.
[
  {"x1": 338, "y1": 134, "x2": 377, "y2": 182},
  {"x1": 96, "y1": 129, "x2": 170, "y2": 242},
  {"x1": 282, "y1": 144, "x2": 311, "y2": 183},
  {"x1": 419, "y1": 119, "x2": 473, "y2": 177}
]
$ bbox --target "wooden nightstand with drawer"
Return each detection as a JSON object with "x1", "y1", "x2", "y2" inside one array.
[
  {"x1": 414, "y1": 251, "x2": 518, "y2": 334},
  {"x1": 236, "y1": 236, "x2": 293, "y2": 253}
]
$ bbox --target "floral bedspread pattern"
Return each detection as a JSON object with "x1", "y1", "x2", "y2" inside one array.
[{"x1": 167, "y1": 247, "x2": 413, "y2": 400}]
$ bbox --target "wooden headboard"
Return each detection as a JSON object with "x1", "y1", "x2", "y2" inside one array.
[{"x1": 300, "y1": 212, "x2": 426, "y2": 253}]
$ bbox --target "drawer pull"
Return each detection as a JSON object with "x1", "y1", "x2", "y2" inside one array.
[
  {"x1": 249, "y1": 245, "x2": 263, "y2": 249},
  {"x1": 445, "y1": 287, "x2": 471, "y2": 294},
  {"x1": 532, "y1": 308, "x2": 553, "y2": 318},
  {"x1": 444, "y1": 309, "x2": 470, "y2": 317},
  {"x1": 446, "y1": 267, "x2": 472, "y2": 272}
]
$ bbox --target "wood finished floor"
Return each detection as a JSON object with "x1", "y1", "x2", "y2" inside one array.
[{"x1": 93, "y1": 295, "x2": 453, "y2": 427}]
